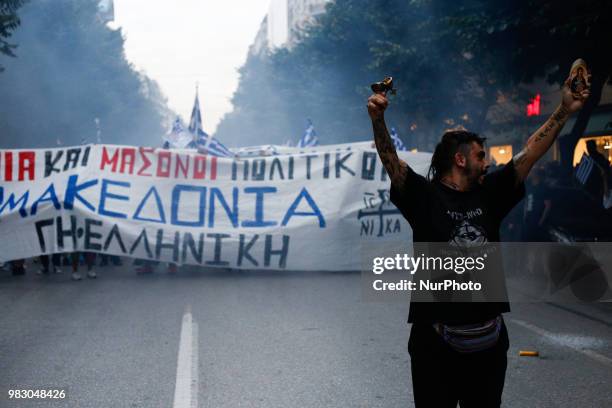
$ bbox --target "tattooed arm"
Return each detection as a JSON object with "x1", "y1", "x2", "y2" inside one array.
[
  {"x1": 513, "y1": 75, "x2": 591, "y2": 182},
  {"x1": 367, "y1": 92, "x2": 408, "y2": 188},
  {"x1": 513, "y1": 104, "x2": 571, "y2": 181}
]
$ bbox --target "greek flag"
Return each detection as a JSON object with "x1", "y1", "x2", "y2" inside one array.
[
  {"x1": 186, "y1": 89, "x2": 232, "y2": 157},
  {"x1": 575, "y1": 153, "x2": 594, "y2": 185},
  {"x1": 171, "y1": 117, "x2": 185, "y2": 134},
  {"x1": 185, "y1": 89, "x2": 204, "y2": 150},
  {"x1": 194, "y1": 129, "x2": 234, "y2": 157},
  {"x1": 188, "y1": 92, "x2": 203, "y2": 136},
  {"x1": 297, "y1": 119, "x2": 319, "y2": 148},
  {"x1": 390, "y1": 127, "x2": 407, "y2": 151},
  {"x1": 164, "y1": 117, "x2": 192, "y2": 149}
]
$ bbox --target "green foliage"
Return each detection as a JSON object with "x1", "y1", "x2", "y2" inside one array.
[
  {"x1": 444, "y1": 0, "x2": 612, "y2": 86},
  {"x1": 0, "y1": 0, "x2": 171, "y2": 148}
]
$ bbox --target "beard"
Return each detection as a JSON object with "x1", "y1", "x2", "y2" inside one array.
[{"x1": 465, "y1": 163, "x2": 487, "y2": 186}]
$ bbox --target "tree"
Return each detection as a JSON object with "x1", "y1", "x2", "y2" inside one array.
[
  {"x1": 0, "y1": 0, "x2": 24, "y2": 71},
  {"x1": 0, "y1": 0, "x2": 172, "y2": 148},
  {"x1": 442, "y1": 0, "x2": 612, "y2": 172},
  {"x1": 216, "y1": 0, "x2": 511, "y2": 149},
  {"x1": 216, "y1": 0, "x2": 611, "y2": 160}
]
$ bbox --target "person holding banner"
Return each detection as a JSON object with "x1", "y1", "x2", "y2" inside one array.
[
  {"x1": 367, "y1": 65, "x2": 590, "y2": 407},
  {"x1": 38, "y1": 254, "x2": 63, "y2": 275},
  {"x1": 70, "y1": 252, "x2": 97, "y2": 281}
]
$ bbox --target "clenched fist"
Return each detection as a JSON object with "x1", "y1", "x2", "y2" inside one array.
[
  {"x1": 367, "y1": 93, "x2": 389, "y2": 121},
  {"x1": 562, "y1": 74, "x2": 591, "y2": 114}
]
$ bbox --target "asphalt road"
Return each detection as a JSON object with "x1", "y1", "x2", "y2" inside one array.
[{"x1": 0, "y1": 261, "x2": 610, "y2": 408}]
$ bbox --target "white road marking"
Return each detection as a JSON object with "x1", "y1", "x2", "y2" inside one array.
[
  {"x1": 509, "y1": 318, "x2": 612, "y2": 368},
  {"x1": 173, "y1": 306, "x2": 199, "y2": 408}
]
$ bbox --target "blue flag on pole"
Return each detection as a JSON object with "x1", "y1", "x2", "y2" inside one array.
[
  {"x1": 390, "y1": 127, "x2": 407, "y2": 151},
  {"x1": 188, "y1": 92, "x2": 203, "y2": 136},
  {"x1": 297, "y1": 119, "x2": 319, "y2": 148},
  {"x1": 186, "y1": 87, "x2": 233, "y2": 157}
]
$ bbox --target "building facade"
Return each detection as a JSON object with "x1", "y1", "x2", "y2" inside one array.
[
  {"x1": 250, "y1": 16, "x2": 269, "y2": 57},
  {"x1": 251, "y1": 0, "x2": 331, "y2": 56},
  {"x1": 286, "y1": 0, "x2": 330, "y2": 46}
]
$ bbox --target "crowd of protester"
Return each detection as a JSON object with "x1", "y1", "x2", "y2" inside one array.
[{"x1": 500, "y1": 143, "x2": 612, "y2": 242}]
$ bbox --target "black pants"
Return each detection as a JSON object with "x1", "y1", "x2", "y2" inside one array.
[
  {"x1": 40, "y1": 254, "x2": 61, "y2": 270},
  {"x1": 408, "y1": 320, "x2": 509, "y2": 408}
]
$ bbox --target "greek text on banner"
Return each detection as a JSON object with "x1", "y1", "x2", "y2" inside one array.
[{"x1": 0, "y1": 142, "x2": 431, "y2": 270}]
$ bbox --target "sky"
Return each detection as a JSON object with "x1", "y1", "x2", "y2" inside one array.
[{"x1": 113, "y1": 0, "x2": 271, "y2": 134}]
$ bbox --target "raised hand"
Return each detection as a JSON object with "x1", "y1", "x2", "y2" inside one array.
[
  {"x1": 562, "y1": 74, "x2": 591, "y2": 114},
  {"x1": 367, "y1": 92, "x2": 389, "y2": 121}
]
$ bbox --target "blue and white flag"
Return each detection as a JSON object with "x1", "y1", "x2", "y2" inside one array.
[
  {"x1": 164, "y1": 117, "x2": 192, "y2": 149},
  {"x1": 297, "y1": 119, "x2": 319, "y2": 148},
  {"x1": 390, "y1": 127, "x2": 407, "y2": 151},
  {"x1": 171, "y1": 117, "x2": 185, "y2": 134},
  {"x1": 194, "y1": 129, "x2": 234, "y2": 157},
  {"x1": 188, "y1": 92, "x2": 203, "y2": 136},
  {"x1": 185, "y1": 88, "x2": 233, "y2": 157},
  {"x1": 575, "y1": 153, "x2": 595, "y2": 185}
]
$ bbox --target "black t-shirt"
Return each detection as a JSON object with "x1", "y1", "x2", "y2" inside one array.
[{"x1": 390, "y1": 160, "x2": 525, "y2": 324}]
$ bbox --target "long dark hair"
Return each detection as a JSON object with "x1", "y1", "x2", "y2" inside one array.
[{"x1": 427, "y1": 130, "x2": 486, "y2": 181}]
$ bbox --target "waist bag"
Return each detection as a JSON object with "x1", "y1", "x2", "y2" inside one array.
[{"x1": 433, "y1": 316, "x2": 502, "y2": 353}]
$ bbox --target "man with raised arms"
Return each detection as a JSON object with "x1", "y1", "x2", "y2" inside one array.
[{"x1": 367, "y1": 68, "x2": 590, "y2": 407}]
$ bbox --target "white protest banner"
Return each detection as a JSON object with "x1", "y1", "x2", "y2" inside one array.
[{"x1": 0, "y1": 142, "x2": 431, "y2": 270}]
